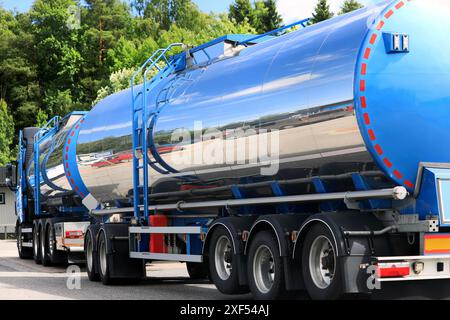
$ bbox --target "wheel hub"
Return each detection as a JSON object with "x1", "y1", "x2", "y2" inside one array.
[
  {"x1": 214, "y1": 235, "x2": 233, "y2": 281},
  {"x1": 253, "y1": 245, "x2": 275, "y2": 294},
  {"x1": 309, "y1": 236, "x2": 336, "y2": 290}
]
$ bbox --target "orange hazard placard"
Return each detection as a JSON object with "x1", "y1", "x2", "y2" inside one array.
[{"x1": 424, "y1": 234, "x2": 450, "y2": 254}]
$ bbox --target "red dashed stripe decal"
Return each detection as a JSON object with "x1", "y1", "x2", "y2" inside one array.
[
  {"x1": 363, "y1": 113, "x2": 371, "y2": 125},
  {"x1": 395, "y1": 1, "x2": 405, "y2": 10},
  {"x1": 368, "y1": 129, "x2": 376, "y2": 141},
  {"x1": 364, "y1": 47, "x2": 371, "y2": 59},
  {"x1": 384, "y1": 158, "x2": 393, "y2": 168},
  {"x1": 374, "y1": 144, "x2": 383, "y2": 155},
  {"x1": 384, "y1": 10, "x2": 394, "y2": 19},
  {"x1": 360, "y1": 80, "x2": 366, "y2": 91},
  {"x1": 405, "y1": 180, "x2": 414, "y2": 189},
  {"x1": 360, "y1": 96, "x2": 367, "y2": 108},
  {"x1": 358, "y1": 0, "x2": 415, "y2": 189},
  {"x1": 394, "y1": 170, "x2": 403, "y2": 180},
  {"x1": 361, "y1": 63, "x2": 367, "y2": 75},
  {"x1": 376, "y1": 21, "x2": 384, "y2": 30}
]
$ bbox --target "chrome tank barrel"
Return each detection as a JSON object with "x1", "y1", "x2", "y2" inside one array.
[
  {"x1": 73, "y1": 0, "x2": 450, "y2": 204},
  {"x1": 27, "y1": 114, "x2": 84, "y2": 197}
]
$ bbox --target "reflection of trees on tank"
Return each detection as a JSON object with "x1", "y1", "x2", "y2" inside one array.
[
  {"x1": 152, "y1": 101, "x2": 352, "y2": 146},
  {"x1": 77, "y1": 135, "x2": 132, "y2": 155},
  {"x1": 153, "y1": 131, "x2": 172, "y2": 146}
]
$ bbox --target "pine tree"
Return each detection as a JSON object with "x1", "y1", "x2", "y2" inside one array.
[
  {"x1": 310, "y1": 0, "x2": 334, "y2": 24},
  {"x1": 340, "y1": 0, "x2": 363, "y2": 15},
  {"x1": 132, "y1": 0, "x2": 148, "y2": 17},
  {"x1": 229, "y1": 0, "x2": 255, "y2": 26},
  {"x1": 255, "y1": 0, "x2": 282, "y2": 33}
]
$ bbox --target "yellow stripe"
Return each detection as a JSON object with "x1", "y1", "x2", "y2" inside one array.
[{"x1": 425, "y1": 237, "x2": 450, "y2": 252}]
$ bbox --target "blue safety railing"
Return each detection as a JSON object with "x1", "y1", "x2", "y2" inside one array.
[
  {"x1": 33, "y1": 116, "x2": 61, "y2": 216},
  {"x1": 238, "y1": 18, "x2": 310, "y2": 46},
  {"x1": 16, "y1": 130, "x2": 26, "y2": 223},
  {"x1": 131, "y1": 43, "x2": 184, "y2": 222}
]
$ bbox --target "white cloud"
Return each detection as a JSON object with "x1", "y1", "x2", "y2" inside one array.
[{"x1": 277, "y1": 0, "x2": 383, "y2": 23}]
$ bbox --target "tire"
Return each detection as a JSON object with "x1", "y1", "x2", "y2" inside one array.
[
  {"x1": 45, "y1": 220, "x2": 67, "y2": 265},
  {"x1": 247, "y1": 231, "x2": 286, "y2": 300},
  {"x1": 32, "y1": 221, "x2": 41, "y2": 264},
  {"x1": 186, "y1": 262, "x2": 209, "y2": 280},
  {"x1": 98, "y1": 231, "x2": 113, "y2": 285},
  {"x1": 208, "y1": 226, "x2": 248, "y2": 294},
  {"x1": 16, "y1": 224, "x2": 33, "y2": 259},
  {"x1": 85, "y1": 229, "x2": 100, "y2": 282},
  {"x1": 301, "y1": 223, "x2": 344, "y2": 300},
  {"x1": 40, "y1": 222, "x2": 51, "y2": 266}
]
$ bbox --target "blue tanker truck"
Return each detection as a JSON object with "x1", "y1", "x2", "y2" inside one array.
[{"x1": 5, "y1": 0, "x2": 450, "y2": 299}]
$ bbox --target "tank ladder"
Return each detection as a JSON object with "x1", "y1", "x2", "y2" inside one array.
[
  {"x1": 33, "y1": 116, "x2": 61, "y2": 216},
  {"x1": 131, "y1": 43, "x2": 184, "y2": 222}
]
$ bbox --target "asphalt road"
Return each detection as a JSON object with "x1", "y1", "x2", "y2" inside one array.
[
  {"x1": 0, "y1": 240, "x2": 252, "y2": 300},
  {"x1": 1, "y1": 240, "x2": 450, "y2": 300}
]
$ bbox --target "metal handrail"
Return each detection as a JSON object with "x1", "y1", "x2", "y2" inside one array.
[
  {"x1": 238, "y1": 18, "x2": 310, "y2": 46},
  {"x1": 34, "y1": 116, "x2": 60, "y2": 143}
]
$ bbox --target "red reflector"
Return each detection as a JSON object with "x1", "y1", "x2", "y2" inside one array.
[
  {"x1": 65, "y1": 230, "x2": 84, "y2": 239},
  {"x1": 377, "y1": 262, "x2": 410, "y2": 278}
]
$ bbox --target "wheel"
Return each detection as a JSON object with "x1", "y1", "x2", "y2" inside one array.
[
  {"x1": 98, "y1": 231, "x2": 114, "y2": 285},
  {"x1": 32, "y1": 221, "x2": 41, "y2": 264},
  {"x1": 301, "y1": 223, "x2": 343, "y2": 300},
  {"x1": 85, "y1": 229, "x2": 100, "y2": 282},
  {"x1": 40, "y1": 223, "x2": 51, "y2": 266},
  {"x1": 45, "y1": 220, "x2": 67, "y2": 265},
  {"x1": 247, "y1": 231, "x2": 286, "y2": 300},
  {"x1": 208, "y1": 226, "x2": 248, "y2": 294},
  {"x1": 186, "y1": 262, "x2": 209, "y2": 280},
  {"x1": 16, "y1": 224, "x2": 32, "y2": 259}
]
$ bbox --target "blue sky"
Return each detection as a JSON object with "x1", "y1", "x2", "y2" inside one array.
[{"x1": 0, "y1": 0, "x2": 379, "y2": 23}]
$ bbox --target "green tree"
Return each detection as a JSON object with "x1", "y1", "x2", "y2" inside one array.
[
  {"x1": 340, "y1": 0, "x2": 363, "y2": 14},
  {"x1": 0, "y1": 100, "x2": 14, "y2": 165},
  {"x1": 229, "y1": 0, "x2": 256, "y2": 26},
  {"x1": 93, "y1": 68, "x2": 143, "y2": 105},
  {"x1": 132, "y1": 0, "x2": 149, "y2": 17},
  {"x1": 43, "y1": 89, "x2": 74, "y2": 116},
  {"x1": 35, "y1": 109, "x2": 49, "y2": 128},
  {"x1": 254, "y1": 0, "x2": 282, "y2": 33},
  {"x1": 0, "y1": 8, "x2": 41, "y2": 130},
  {"x1": 81, "y1": 0, "x2": 133, "y2": 103},
  {"x1": 30, "y1": 0, "x2": 83, "y2": 89},
  {"x1": 310, "y1": 0, "x2": 334, "y2": 24},
  {"x1": 142, "y1": 0, "x2": 206, "y2": 33}
]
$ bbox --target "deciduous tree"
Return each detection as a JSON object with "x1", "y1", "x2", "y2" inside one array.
[{"x1": 0, "y1": 100, "x2": 14, "y2": 165}]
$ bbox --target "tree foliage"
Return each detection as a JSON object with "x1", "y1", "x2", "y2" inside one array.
[
  {"x1": 229, "y1": 0, "x2": 255, "y2": 26},
  {"x1": 340, "y1": 0, "x2": 363, "y2": 14},
  {"x1": 257, "y1": 0, "x2": 282, "y2": 34},
  {"x1": 0, "y1": 0, "x2": 287, "y2": 161},
  {"x1": 0, "y1": 100, "x2": 14, "y2": 165},
  {"x1": 229, "y1": 0, "x2": 282, "y2": 33},
  {"x1": 310, "y1": 0, "x2": 334, "y2": 24}
]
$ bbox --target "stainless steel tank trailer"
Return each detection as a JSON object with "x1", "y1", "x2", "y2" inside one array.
[{"x1": 6, "y1": 0, "x2": 450, "y2": 300}]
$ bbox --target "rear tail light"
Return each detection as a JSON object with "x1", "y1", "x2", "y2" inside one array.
[
  {"x1": 65, "y1": 230, "x2": 84, "y2": 239},
  {"x1": 377, "y1": 262, "x2": 410, "y2": 278}
]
